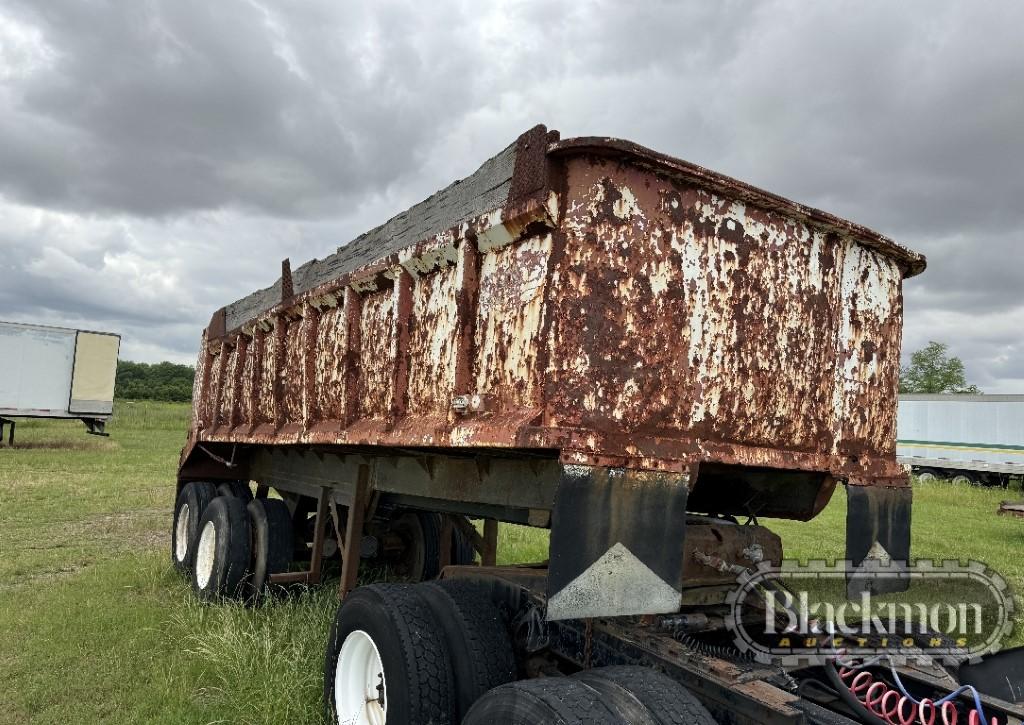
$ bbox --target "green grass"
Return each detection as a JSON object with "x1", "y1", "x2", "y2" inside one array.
[{"x1": 1, "y1": 401, "x2": 1022, "y2": 723}]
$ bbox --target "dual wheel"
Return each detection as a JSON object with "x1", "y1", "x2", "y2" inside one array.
[
  {"x1": 915, "y1": 468, "x2": 986, "y2": 486},
  {"x1": 324, "y1": 580, "x2": 717, "y2": 725},
  {"x1": 171, "y1": 481, "x2": 293, "y2": 601},
  {"x1": 172, "y1": 482, "x2": 477, "y2": 602}
]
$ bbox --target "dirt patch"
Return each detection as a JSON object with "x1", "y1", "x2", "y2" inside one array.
[
  {"x1": 0, "y1": 564, "x2": 86, "y2": 593},
  {"x1": 1, "y1": 508, "x2": 169, "y2": 591},
  {"x1": 0, "y1": 440, "x2": 119, "y2": 451}
]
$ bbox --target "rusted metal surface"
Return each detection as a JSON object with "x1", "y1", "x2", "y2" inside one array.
[
  {"x1": 683, "y1": 521, "x2": 782, "y2": 587},
  {"x1": 181, "y1": 124, "x2": 925, "y2": 515},
  {"x1": 337, "y1": 465, "x2": 370, "y2": 599}
]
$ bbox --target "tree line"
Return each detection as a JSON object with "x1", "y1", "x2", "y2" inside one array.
[
  {"x1": 112, "y1": 340, "x2": 979, "y2": 403},
  {"x1": 115, "y1": 360, "x2": 195, "y2": 402}
]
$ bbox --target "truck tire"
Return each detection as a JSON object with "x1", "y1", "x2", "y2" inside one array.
[
  {"x1": 952, "y1": 472, "x2": 982, "y2": 487},
  {"x1": 415, "y1": 512, "x2": 475, "y2": 581},
  {"x1": 915, "y1": 468, "x2": 940, "y2": 483},
  {"x1": 191, "y1": 495, "x2": 252, "y2": 601},
  {"x1": 171, "y1": 481, "x2": 217, "y2": 575},
  {"x1": 573, "y1": 666, "x2": 718, "y2": 724},
  {"x1": 217, "y1": 480, "x2": 254, "y2": 502},
  {"x1": 324, "y1": 583, "x2": 456, "y2": 725},
  {"x1": 463, "y1": 677, "x2": 624, "y2": 724},
  {"x1": 247, "y1": 498, "x2": 293, "y2": 602},
  {"x1": 453, "y1": 523, "x2": 477, "y2": 566},
  {"x1": 419, "y1": 580, "x2": 517, "y2": 718},
  {"x1": 383, "y1": 511, "x2": 475, "y2": 582}
]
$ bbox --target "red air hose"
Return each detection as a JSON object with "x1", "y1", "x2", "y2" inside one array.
[{"x1": 837, "y1": 665, "x2": 997, "y2": 725}]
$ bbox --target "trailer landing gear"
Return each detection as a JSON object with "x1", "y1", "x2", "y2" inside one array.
[{"x1": 0, "y1": 417, "x2": 14, "y2": 446}]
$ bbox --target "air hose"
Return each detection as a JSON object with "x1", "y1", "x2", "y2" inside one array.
[{"x1": 824, "y1": 657, "x2": 997, "y2": 725}]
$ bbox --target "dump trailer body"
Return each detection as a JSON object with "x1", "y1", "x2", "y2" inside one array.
[
  {"x1": 0, "y1": 321, "x2": 120, "y2": 440},
  {"x1": 180, "y1": 125, "x2": 925, "y2": 618},
  {"x1": 898, "y1": 394, "x2": 1024, "y2": 480}
]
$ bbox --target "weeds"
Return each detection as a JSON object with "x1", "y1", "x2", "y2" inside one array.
[{"x1": 2, "y1": 402, "x2": 1023, "y2": 724}]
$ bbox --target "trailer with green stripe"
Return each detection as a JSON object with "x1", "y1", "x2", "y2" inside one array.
[{"x1": 897, "y1": 394, "x2": 1024, "y2": 486}]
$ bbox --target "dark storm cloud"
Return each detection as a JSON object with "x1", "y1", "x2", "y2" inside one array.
[
  {"x1": 0, "y1": 0, "x2": 1020, "y2": 389},
  {"x1": 0, "y1": 0, "x2": 485, "y2": 217}
]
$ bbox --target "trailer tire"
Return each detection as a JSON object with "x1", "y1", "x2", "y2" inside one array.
[
  {"x1": 417, "y1": 513, "x2": 477, "y2": 579},
  {"x1": 574, "y1": 666, "x2": 718, "y2": 724},
  {"x1": 914, "y1": 468, "x2": 940, "y2": 484},
  {"x1": 191, "y1": 495, "x2": 252, "y2": 601},
  {"x1": 453, "y1": 521, "x2": 476, "y2": 566},
  {"x1": 217, "y1": 480, "x2": 253, "y2": 502},
  {"x1": 324, "y1": 583, "x2": 455, "y2": 725},
  {"x1": 420, "y1": 580, "x2": 517, "y2": 718},
  {"x1": 952, "y1": 472, "x2": 982, "y2": 487},
  {"x1": 463, "y1": 677, "x2": 624, "y2": 724},
  {"x1": 382, "y1": 511, "x2": 474, "y2": 582},
  {"x1": 172, "y1": 481, "x2": 217, "y2": 575},
  {"x1": 247, "y1": 498, "x2": 293, "y2": 601}
]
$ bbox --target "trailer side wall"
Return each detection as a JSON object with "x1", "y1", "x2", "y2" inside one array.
[
  {"x1": 546, "y1": 154, "x2": 905, "y2": 461},
  {"x1": 898, "y1": 395, "x2": 1024, "y2": 475}
]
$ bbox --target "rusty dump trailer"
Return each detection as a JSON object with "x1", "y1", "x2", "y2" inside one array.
[{"x1": 173, "y1": 127, "x2": 1024, "y2": 724}]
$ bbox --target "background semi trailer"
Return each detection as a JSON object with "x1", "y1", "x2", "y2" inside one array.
[
  {"x1": 0, "y1": 320, "x2": 120, "y2": 444},
  {"x1": 173, "y1": 126, "x2": 1024, "y2": 724},
  {"x1": 898, "y1": 394, "x2": 1024, "y2": 486}
]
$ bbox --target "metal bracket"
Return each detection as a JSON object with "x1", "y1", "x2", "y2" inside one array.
[
  {"x1": 269, "y1": 486, "x2": 331, "y2": 586},
  {"x1": 83, "y1": 418, "x2": 108, "y2": 437},
  {"x1": 338, "y1": 464, "x2": 371, "y2": 599}
]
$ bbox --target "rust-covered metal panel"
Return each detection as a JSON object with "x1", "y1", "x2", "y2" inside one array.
[
  {"x1": 313, "y1": 302, "x2": 349, "y2": 422},
  {"x1": 407, "y1": 263, "x2": 460, "y2": 416},
  {"x1": 356, "y1": 288, "x2": 396, "y2": 422},
  {"x1": 475, "y1": 232, "x2": 552, "y2": 411},
  {"x1": 181, "y1": 125, "x2": 925, "y2": 518},
  {"x1": 545, "y1": 155, "x2": 906, "y2": 463}
]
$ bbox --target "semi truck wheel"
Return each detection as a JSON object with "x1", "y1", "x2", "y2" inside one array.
[
  {"x1": 419, "y1": 580, "x2": 516, "y2": 718},
  {"x1": 171, "y1": 481, "x2": 217, "y2": 575},
  {"x1": 216, "y1": 480, "x2": 254, "y2": 502},
  {"x1": 463, "y1": 677, "x2": 624, "y2": 724},
  {"x1": 381, "y1": 512, "x2": 475, "y2": 582},
  {"x1": 381, "y1": 512, "x2": 434, "y2": 581},
  {"x1": 573, "y1": 666, "x2": 718, "y2": 724},
  {"x1": 452, "y1": 524, "x2": 476, "y2": 566},
  {"x1": 324, "y1": 584, "x2": 455, "y2": 725},
  {"x1": 191, "y1": 496, "x2": 252, "y2": 601},
  {"x1": 915, "y1": 468, "x2": 940, "y2": 483},
  {"x1": 247, "y1": 498, "x2": 294, "y2": 602}
]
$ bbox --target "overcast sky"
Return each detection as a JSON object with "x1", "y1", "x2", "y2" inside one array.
[{"x1": 0, "y1": 1, "x2": 1021, "y2": 391}]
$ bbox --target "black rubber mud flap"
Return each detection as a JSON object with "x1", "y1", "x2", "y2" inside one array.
[
  {"x1": 845, "y1": 484, "x2": 912, "y2": 597},
  {"x1": 546, "y1": 465, "x2": 689, "y2": 621},
  {"x1": 959, "y1": 646, "x2": 1024, "y2": 703}
]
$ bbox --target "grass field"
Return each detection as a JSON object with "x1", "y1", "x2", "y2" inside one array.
[{"x1": 1, "y1": 401, "x2": 1021, "y2": 724}]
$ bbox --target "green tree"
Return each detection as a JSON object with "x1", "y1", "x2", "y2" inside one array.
[
  {"x1": 899, "y1": 341, "x2": 981, "y2": 394},
  {"x1": 115, "y1": 360, "x2": 195, "y2": 402}
]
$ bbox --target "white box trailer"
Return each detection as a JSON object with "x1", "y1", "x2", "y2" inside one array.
[
  {"x1": 897, "y1": 394, "x2": 1024, "y2": 485},
  {"x1": 0, "y1": 321, "x2": 121, "y2": 444}
]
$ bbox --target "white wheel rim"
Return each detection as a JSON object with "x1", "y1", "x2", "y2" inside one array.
[
  {"x1": 174, "y1": 503, "x2": 190, "y2": 562},
  {"x1": 195, "y1": 520, "x2": 217, "y2": 589},
  {"x1": 335, "y1": 629, "x2": 387, "y2": 725},
  {"x1": 917, "y1": 473, "x2": 935, "y2": 483}
]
